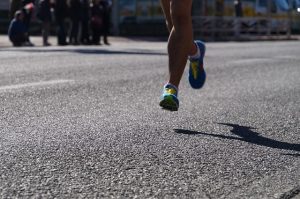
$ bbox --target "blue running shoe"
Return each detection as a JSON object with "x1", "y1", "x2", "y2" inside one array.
[
  {"x1": 188, "y1": 40, "x2": 206, "y2": 89},
  {"x1": 159, "y1": 84, "x2": 179, "y2": 111}
]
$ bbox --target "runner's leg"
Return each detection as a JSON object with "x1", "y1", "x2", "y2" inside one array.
[
  {"x1": 161, "y1": 0, "x2": 197, "y2": 88},
  {"x1": 160, "y1": 0, "x2": 173, "y2": 32}
]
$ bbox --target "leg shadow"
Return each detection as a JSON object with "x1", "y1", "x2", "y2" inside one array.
[{"x1": 174, "y1": 123, "x2": 300, "y2": 152}]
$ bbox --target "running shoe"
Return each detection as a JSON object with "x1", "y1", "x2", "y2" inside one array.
[
  {"x1": 188, "y1": 40, "x2": 206, "y2": 89},
  {"x1": 159, "y1": 84, "x2": 179, "y2": 111}
]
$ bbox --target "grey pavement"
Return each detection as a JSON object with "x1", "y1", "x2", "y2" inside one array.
[
  {"x1": 0, "y1": 37, "x2": 299, "y2": 198},
  {"x1": 0, "y1": 35, "x2": 166, "y2": 47}
]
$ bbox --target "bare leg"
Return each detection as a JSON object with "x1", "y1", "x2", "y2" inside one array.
[
  {"x1": 160, "y1": 0, "x2": 197, "y2": 88},
  {"x1": 160, "y1": 0, "x2": 173, "y2": 32}
]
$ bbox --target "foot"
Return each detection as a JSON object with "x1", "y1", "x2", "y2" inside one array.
[
  {"x1": 188, "y1": 40, "x2": 206, "y2": 89},
  {"x1": 159, "y1": 84, "x2": 179, "y2": 111}
]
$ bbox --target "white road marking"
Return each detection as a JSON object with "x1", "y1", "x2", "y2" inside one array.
[{"x1": 0, "y1": 80, "x2": 74, "y2": 91}]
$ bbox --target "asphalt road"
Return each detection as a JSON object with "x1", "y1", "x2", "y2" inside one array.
[{"x1": 0, "y1": 39, "x2": 299, "y2": 198}]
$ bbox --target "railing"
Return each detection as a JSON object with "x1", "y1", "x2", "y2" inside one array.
[{"x1": 192, "y1": 16, "x2": 291, "y2": 41}]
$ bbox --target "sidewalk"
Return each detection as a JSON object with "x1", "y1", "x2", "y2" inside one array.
[
  {"x1": 0, "y1": 35, "x2": 53, "y2": 47},
  {"x1": 0, "y1": 35, "x2": 168, "y2": 48},
  {"x1": 2, "y1": 34, "x2": 298, "y2": 47}
]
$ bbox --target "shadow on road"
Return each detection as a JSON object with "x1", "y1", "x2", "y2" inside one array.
[
  {"x1": 174, "y1": 123, "x2": 300, "y2": 152},
  {"x1": 0, "y1": 48, "x2": 167, "y2": 56},
  {"x1": 281, "y1": 153, "x2": 300, "y2": 157}
]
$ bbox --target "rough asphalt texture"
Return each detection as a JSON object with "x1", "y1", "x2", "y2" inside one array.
[{"x1": 0, "y1": 39, "x2": 299, "y2": 198}]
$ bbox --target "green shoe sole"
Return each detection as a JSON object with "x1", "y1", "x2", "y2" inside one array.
[{"x1": 159, "y1": 95, "x2": 179, "y2": 111}]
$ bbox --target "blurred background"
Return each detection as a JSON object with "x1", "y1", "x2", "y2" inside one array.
[{"x1": 0, "y1": 0, "x2": 300, "y2": 44}]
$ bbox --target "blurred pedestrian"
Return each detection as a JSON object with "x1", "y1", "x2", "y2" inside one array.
[
  {"x1": 55, "y1": 0, "x2": 68, "y2": 45},
  {"x1": 80, "y1": 0, "x2": 91, "y2": 44},
  {"x1": 234, "y1": 0, "x2": 243, "y2": 17},
  {"x1": 8, "y1": 10, "x2": 28, "y2": 46},
  {"x1": 91, "y1": 0, "x2": 103, "y2": 45},
  {"x1": 37, "y1": 0, "x2": 54, "y2": 46},
  {"x1": 99, "y1": 0, "x2": 111, "y2": 45},
  {"x1": 69, "y1": 0, "x2": 81, "y2": 45},
  {"x1": 21, "y1": 0, "x2": 35, "y2": 46}
]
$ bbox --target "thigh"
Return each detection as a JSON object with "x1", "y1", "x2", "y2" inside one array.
[
  {"x1": 170, "y1": 0, "x2": 193, "y2": 18},
  {"x1": 169, "y1": 0, "x2": 193, "y2": 29}
]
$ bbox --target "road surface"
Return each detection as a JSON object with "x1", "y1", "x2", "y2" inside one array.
[{"x1": 0, "y1": 39, "x2": 299, "y2": 198}]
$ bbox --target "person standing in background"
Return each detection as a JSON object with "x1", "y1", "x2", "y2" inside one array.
[
  {"x1": 234, "y1": 0, "x2": 243, "y2": 17},
  {"x1": 55, "y1": 0, "x2": 68, "y2": 45},
  {"x1": 80, "y1": 0, "x2": 91, "y2": 45},
  {"x1": 21, "y1": 0, "x2": 35, "y2": 46},
  {"x1": 69, "y1": 0, "x2": 81, "y2": 45},
  {"x1": 37, "y1": 0, "x2": 54, "y2": 46},
  {"x1": 99, "y1": 0, "x2": 111, "y2": 45},
  {"x1": 91, "y1": 0, "x2": 103, "y2": 45}
]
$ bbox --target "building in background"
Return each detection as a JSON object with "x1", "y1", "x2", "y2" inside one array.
[
  {"x1": 1, "y1": 0, "x2": 299, "y2": 39},
  {"x1": 114, "y1": 0, "x2": 300, "y2": 39},
  {"x1": 113, "y1": 0, "x2": 166, "y2": 36}
]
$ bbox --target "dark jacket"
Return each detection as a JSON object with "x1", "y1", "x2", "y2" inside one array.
[
  {"x1": 70, "y1": 0, "x2": 81, "y2": 20},
  {"x1": 91, "y1": 3, "x2": 103, "y2": 19},
  {"x1": 8, "y1": 18, "x2": 27, "y2": 39},
  {"x1": 37, "y1": 0, "x2": 52, "y2": 22},
  {"x1": 80, "y1": 0, "x2": 90, "y2": 21},
  {"x1": 91, "y1": 3, "x2": 103, "y2": 29},
  {"x1": 99, "y1": 0, "x2": 111, "y2": 27},
  {"x1": 55, "y1": 0, "x2": 68, "y2": 20}
]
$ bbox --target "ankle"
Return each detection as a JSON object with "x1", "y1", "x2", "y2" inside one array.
[
  {"x1": 165, "y1": 83, "x2": 178, "y2": 91},
  {"x1": 188, "y1": 42, "x2": 200, "y2": 60}
]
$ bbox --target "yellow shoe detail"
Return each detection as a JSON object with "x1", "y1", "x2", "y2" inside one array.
[
  {"x1": 191, "y1": 61, "x2": 198, "y2": 79},
  {"x1": 165, "y1": 88, "x2": 177, "y2": 95}
]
